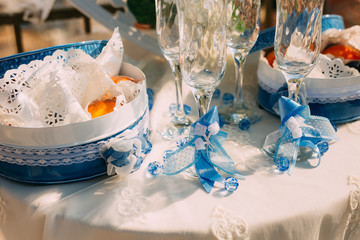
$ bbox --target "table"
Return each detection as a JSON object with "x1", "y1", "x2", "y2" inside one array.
[
  {"x1": 0, "y1": 47, "x2": 359, "y2": 240},
  {"x1": 0, "y1": 0, "x2": 122, "y2": 53}
]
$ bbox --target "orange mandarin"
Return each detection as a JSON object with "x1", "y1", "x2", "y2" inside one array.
[
  {"x1": 111, "y1": 76, "x2": 136, "y2": 84},
  {"x1": 265, "y1": 50, "x2": 275, "y2": 67},
  {"x1": 322, "y1": 45, "x2": 360, "y2": 60},
  {"x1": 88, "y1": 98, "x2": 116, "y2": 119}
]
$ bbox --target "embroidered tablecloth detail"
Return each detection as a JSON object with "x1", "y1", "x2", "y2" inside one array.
[
  {"x1": 115, "y1": 187, "x2": 149, "y2": 222},
  {"x1": 211, "y1": 206, "x2": 249, "y2": 240},
  {"x1": 345, "y1": 175, "x2": 360, "y2": 239},
  {"x1": 162, "y1": 107, "x2": 244, "y2": 193}
]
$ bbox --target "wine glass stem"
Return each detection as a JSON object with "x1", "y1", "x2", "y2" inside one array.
[
  {"x1": 191, "y1": 88, "x2": 214, "y2": 118},
  {"x1": 169, "y1": 61, "x2": 188, "y2": 125},
  {"x1": 287, "y1": 78, "x2": 303, "y2": 102},
  {"x1": 232, "y1": 50, "x2": 248, "y2": 109}
]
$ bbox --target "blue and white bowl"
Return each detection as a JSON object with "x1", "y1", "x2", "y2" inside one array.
[
  {"x1": 256, "y1": 17, "x2": 360, "y2": 124},
  {"x1": 0, "y1": 41, "x2": 150, "y2": 183}
]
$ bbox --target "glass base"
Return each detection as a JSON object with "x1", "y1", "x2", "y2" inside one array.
[
  {"x1": 157, "y1": 124, "x2": 190, "y2": 140},
  {"x1": 172, "y1": 115, "x2": 191, "y2": 127},
  {"x1": 219, "y1": 103, "x2": 261, "y2": 125},
  {"x1": 261, "y1": 139, "x2": 315, "y2": 161}
]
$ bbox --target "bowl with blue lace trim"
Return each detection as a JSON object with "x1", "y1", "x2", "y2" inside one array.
[
  {"x1": 0, "y1": 41, "x2": 150, "y2": 184},
  {"x1": 257, "y1": 26, "x2": 360, "y2": 124}
]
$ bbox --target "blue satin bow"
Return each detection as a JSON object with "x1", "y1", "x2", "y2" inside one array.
[
  {"x1": 265, "y1": 97, "x2": 338, "y2": 175},
  {"x1": 99, "y1": 130, "x2": 152, "y2": 177},
  {"x1": 163, "y1": 106, "x2": 244, "y2": 193}
]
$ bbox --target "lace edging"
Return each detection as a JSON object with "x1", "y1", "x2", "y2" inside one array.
[
  {"x1": 0, "y1": 110, "x2": 148, "y2": 167},
  {"x1": 211, "y1": 206, "x2": 249, "y2": 240}
]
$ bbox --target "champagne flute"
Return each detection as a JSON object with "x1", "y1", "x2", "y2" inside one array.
[
  {"x1": 262, "y1": 0, "x2": 324, "y2": 158},
  {"x1": 155, "y1": 0, "x2": 191, "y2": 139},
  {"x1": 275, "y1": 0, "x2": 324, "y2": 102},
  {"x1": 177, "y1": 0, "x2": 228, "y2": 118},
  {"x1": 222, "y1": 0, "x2": 262, "y2": 126}
]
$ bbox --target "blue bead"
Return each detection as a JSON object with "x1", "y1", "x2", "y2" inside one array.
[
  {"x1": 169, "y1": 104, "x2": 191, "y2": 116},
  {"x1": 224, "y1": 177, "x2": 239, "y2": 192},
  {"x1": 176, "y1": 137, "x2": 188, "y2": 147},
  {"x1": 222, "y1": 93, "x2": 234, "y2": 105},
  {"x1": 147, "y1": 88, "x2": 154, "y2": 97},
  {"x1": 238, "y1": 118, "x2": 250, "y2": 131},
  {"x1": 148, "y1": 94, "x2": 154, "y2": 111},
  {"x1": 317, "y1": 141, "x2": 329, "y2": 155},
  {"x1": 133, "y1": 156, "x2": 144, "y2": 170},
  {"x1": 213, "y1": 88, "x2": 221, "y2": 99},
  {"x1": 147, "y1": 161, "x2": 163, "y2": 176},
  {"x1": 142, "y1": 141, "x2": 152, "y2": 155},
  {"x1": 183, "y1": 104, "x2": 191, "y2": 115},
  {"x1": 275, "y1": 157, "x2": 290, "y2": 172},
  {"x1": 218, "y1": 114, "x2": 225, "y2": 128}
]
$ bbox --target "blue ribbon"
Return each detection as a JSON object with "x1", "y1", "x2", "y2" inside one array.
[
  {"x1": 268, "y1": 97, "x2": 338, "y2": 175},
  {"x1": 162, "y1": 106, "x2": 244, "y2": 193},
  {"x1": 99, "y1": 130, "x2": 152, "y2": 177}
]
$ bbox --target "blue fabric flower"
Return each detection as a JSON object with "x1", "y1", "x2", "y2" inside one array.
[{"x1": 99, "y1": 129, "x2": 151, "y2": 177}]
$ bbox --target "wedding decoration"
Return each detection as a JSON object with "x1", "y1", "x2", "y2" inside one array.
[
  {"x1": 263, "y1": 97, "x2": 338, "y2": 175},
  {"x1": 150, "y1": 107, "x2": 244, "y2": 193},
  {"x1": 257, "y1": 23, "x2": 360, "y2": 124},
  {"x1": 0, "y1": 27, "x2": 135, "y2": 127},
  {"x1": 99, "y1": 129, "x2": 152, "y2": 177},
  {"x1": 0, "y1": 28, "x2": 151, "y2": 183}
]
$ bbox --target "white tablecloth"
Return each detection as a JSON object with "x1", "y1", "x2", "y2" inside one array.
[{"x1": 1, "y1": 46, "x2": 360, "y2": 240}]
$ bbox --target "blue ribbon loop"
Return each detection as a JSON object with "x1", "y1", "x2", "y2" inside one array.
[
  {"x1": 99, "y1": 130, "x2": 152, "y2": 177},
  {"x1": 267, "y1": 97, "x2": 338, "y2": 175},
  {"x1": 163, "y1": 106, "x2": 244, "y2": 193}
]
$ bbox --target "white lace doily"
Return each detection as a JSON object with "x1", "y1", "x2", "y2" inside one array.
[
  {"x1": 321, "y1": 26, "x2": 360, "y2": 53},
  {"x1": 308, "y1": 54, "x2": 359, "y2": 79},
  {"x1": 0, "y1": 28, "x2": 142, "y2": 128}
]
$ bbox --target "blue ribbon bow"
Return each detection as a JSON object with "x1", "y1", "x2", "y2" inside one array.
[
  {"x1": 99, "y1": 129, "x2": 152, "y2": 177},
  {"x1": 264, "y1": 97, "x2": 338, "y2": 175},
  {"x1": 162, "y1": 106, "x2": 244, "y2": 193}
]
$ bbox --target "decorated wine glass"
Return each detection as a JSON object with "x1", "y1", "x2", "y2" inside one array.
[
  {"x1": 262, "y1": 0, "x2": 325, "y2": 158},
  {"x1": 221, "y1": 0, "x2": 262, "y2": 127},
  {"x1": 177, "y1": 0, "x2": 228, "y2": 118},
  {"x1": 155, "y1": 0, "x2": 191, "y2": 139},
  {"x1": 274, "y1": 0, "x2": 324, "y2": 102}
]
